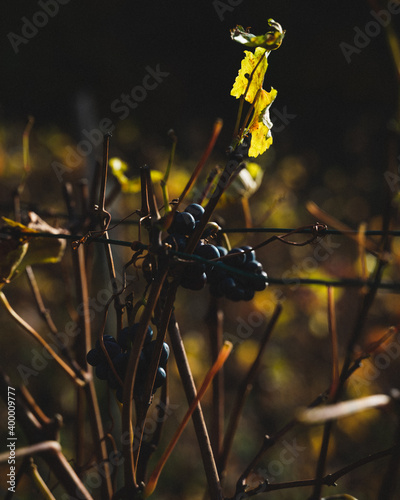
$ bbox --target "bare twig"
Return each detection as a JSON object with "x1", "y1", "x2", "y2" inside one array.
[
  {"x1": 220, "y1": 303, "x2": 282, "y2": 479},
  {"x1": 168, "y1": 314, "x2": 224, "y2": 500}
]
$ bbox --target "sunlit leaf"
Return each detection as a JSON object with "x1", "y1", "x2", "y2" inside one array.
[
  {"x1": 21, "y1": 212, "x2": 67, "y2": 268},
  {"x1": 228, "y1": 162, "x2": 264, "y2": 199},
  {"x1": 248, "y1": 88, "x2": 278, "y2": 157},
  {"x1": 231, "y1": 47, "x2": 269, "y2": 103},
  {"x1": 298, "y1": 394, "x2": 391, "y2": 424},
  {"x1": 109, "y1": 157, "x2": 163, "y2": 193},
  {"x1": 0, "y1": 226, "x2": 29, "y2": 290},
  {"x1": 0, "y1": 214, "x2": 66, "y2": 288},
  {"x1": 231, "y1": 19, "x2": 285, "y2": 50}
]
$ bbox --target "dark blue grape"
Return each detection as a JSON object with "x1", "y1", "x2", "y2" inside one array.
[
  {"x1": 94, "y1": 336, "x2": 122, "y2": 360},
  {"x1": 184, "y1": 203, "x2": 205, "y2": 222},
  {"x1": 216, "y1": 246, "x2": 228, "y2": 257},
  {"x1": 168, "y1": 211, "x2": 196, "y2": 236},
  {"x1": 154, "y1": 367, "x2": 167, "y2": 389},
  {"x1": 160, "y1": 342, "x2": 170, "y2": 367},
  {"x1": 95, "y1": 362, "x2": 109, "y2": 380},
  {"x1": 86, "y1": 348, "x2": 102, "y2": 366},
  {"x1": 180, "y1": 264, "x2": 207, "y2": 290},
  {"x1": 225, "y1": 248, "x2": 246, "y2": 267},
  {"x1": 241, "y1": 245, "x2": 256, "y2": 263},
  {"x1": 220, "y1": 276, "x2": 237, "y2": 294},
  {"x1": 244, "y1": 260, "x2": 263, "y2": 274},
  {"x1": 241, "y1": 288, "x2": 255, "y2": 301},
  {"x1": 117, "y1": 324, "x2": 153, "y2": 350},
  {"x1": 253, "y1": 271, "x2": 268, "y2": 291},
  {"x1": 143, "y1": 341, "x2": 170, "y2": 367},
  {"x1": 163, "y1": 233, "x2": 187, "y2": 252},
  {"x1": 113, "y1": 352, "x2": 129, "y2": 378},
  {"x1": 226, "y1": 286, "x2": 245, "y2": 302},
  {"x1": 195, "y1": 243, "x2": 220, "y2": 261}
]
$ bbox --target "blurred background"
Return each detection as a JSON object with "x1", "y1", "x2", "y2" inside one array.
[{"x1": 1, "y1": 0, "x2": 400, "y2": 499}]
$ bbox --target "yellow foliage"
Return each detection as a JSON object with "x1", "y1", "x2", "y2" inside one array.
[
  {"x1": 109, "y1": 157, "x2": 163, "y2": 193},
  {"x1": 231, "y1": 47, "x2": 269, "y2": 103},
  {"x1": 248, "y1": 88, "x2": 278, "y2": 157}
]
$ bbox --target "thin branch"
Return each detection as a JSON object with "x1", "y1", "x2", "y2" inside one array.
[
  {"x1": 168, "y1": 314, "x2": 224, "y2": 500},
  {"x1": 144, "y1": 341, "x2": 232, "y2": 498},
  {"x1": 0, "y1": 291, "x2": 86, "y2": 387},
  {"x1": 220, "y1": 303, "x2": 282, "y2": 478}
]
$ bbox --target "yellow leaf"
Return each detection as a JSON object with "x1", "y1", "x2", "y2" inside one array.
[
  {"x1": 0, "y1": 213, "x2": 66, "y2": 288},
  {"x1": 109, "y1": 157, "x2": 163, "y2": 193},
  {"x1": 231, "y1": 47, "x2": 269, "y2": 103},
  {"x1": 248, "y1": 88, "x2": 278, "y2": 157}
]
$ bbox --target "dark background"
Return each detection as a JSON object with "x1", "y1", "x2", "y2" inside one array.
[
  {"x1": 1, "y1": 3, "x2": 400, "y2": 499},
  {"x1": 1, "y1": 0, "x2": 398, "y2": 173}
]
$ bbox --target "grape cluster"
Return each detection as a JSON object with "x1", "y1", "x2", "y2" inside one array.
[
  {"x1": 207, "y1": 246, "x2": 268, "y2": 301},
  {"x1": 86, "y1": 324, "x2": 169, "y2": 403},
  {"x1": 164, "y1": 204, "x2": 268, "y2": 300}
]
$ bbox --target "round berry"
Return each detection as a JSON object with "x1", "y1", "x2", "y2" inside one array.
[
  {"x1": 216, "y1": 246, "x2": 228, "y2": 257},
  {"x1": 253, "y1": 271, "x2": 268, "y2": 291},
  {"x1": 117, "y1": 324, "x2": 153, "y2": 350},
  {"x1": 225, "y1": 248, "x2": 246, "y2": 267},
  {"x1": 220, "y1": 276, "x2": 237, "y2": 294},
  {"x1": 195, "y1": 243, "x2": 220, "y2": 261},
  {"x1": 95, "y1": 362, "x2": 109, "y2": 381},
  {"x1": 86, "y1": 348, "x2": 102, "y2": 367},
  {"x1": 226, "y1": 286, "x2": 245, "y2": 302},
  {"x1": 244, "y1": 260, "x2": 263, "y2": 274},
  {"x1": 240, "y1": 245, "x2": 256, "y2": 263},
  {"x1": 163, "y1": 234, "x2": 187, "y2": 252},
  {"x1": 160, "y1": 342, "x2": 170, "y2": 366},
  {"x1": 168, "y1": 211, "x2": 196, "y2": 236},
  {"x1": 241, "y1": 288, "x2": 255, "y2": 301},
  {"x1": 154, "y1": 367, "x2": 167, "y2": 389},
  {"x1": 184, "y1": 203, "x2": 205, "y2": 222},
  {"x1": 181, "y1": 268, "x2": 207, "y2": 290}
]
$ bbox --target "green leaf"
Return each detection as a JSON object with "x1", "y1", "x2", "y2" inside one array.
[{"x1": 231, "y1": 19, "x2": 285, "y2": 50}]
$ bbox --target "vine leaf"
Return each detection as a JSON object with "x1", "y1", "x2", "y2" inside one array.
[
  {"x1": 109, "y1": 157, "x2": 163, "y2": 193},
  {"x1": 0, "y1": 214, "x2": 66, "y2": 288},
  {"x1": 231, "y1": 19, "x2": 285, "y2": 50},
  {"x1": 231, "y1": 47, "x2": 269, "y2": 103},
  {"x1": 248, "y1": 88, "x2": 278, "y2": 157}
]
